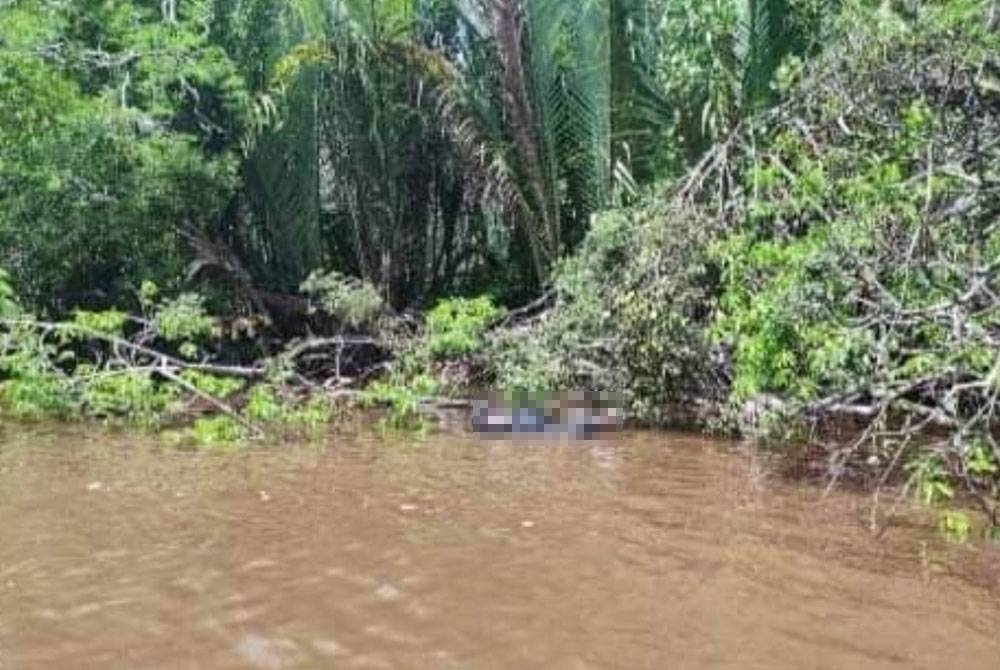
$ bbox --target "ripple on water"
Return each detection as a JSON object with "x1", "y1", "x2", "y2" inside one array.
[
  {"x1": 234, "y1": 634, "x2": 301, "y2": 670},
  {"x1": 0, "y1": 426, "x2": 999, "y2": 670}
]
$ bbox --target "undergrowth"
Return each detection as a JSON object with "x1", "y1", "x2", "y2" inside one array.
[{"x1": 484, "y1": 1, "x2": 1000, "y2": 532}]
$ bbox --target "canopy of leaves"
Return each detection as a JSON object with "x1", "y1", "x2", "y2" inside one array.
[{"x1": 0, "y1": 0, "x2": 249, "y2": 312}]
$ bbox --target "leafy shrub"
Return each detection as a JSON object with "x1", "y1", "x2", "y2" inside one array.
[
  {"x1": 0, "y1": 356, "x2": 76, "y2": 420},
  {"x1": 0, "y1": 270, "x2": 19, "y2": 318},
  {"x1": 490, "y1": 213, "x2": 632, "y2": 393},
  {"x1": 488, "y1": 1, "x2": 1000, "y2": 488},
  {"x1": 939, "y1": 510, "x2": 972, "y2": 544},
  {"x1": 490, "y1": 328, "x2": 562, "y2": 393},
  {"x1": 301, "y1": 270, "x2": 384, "y2": 329},
  {"x1": 711, "y1": 3, "x2": 1000, "y2": 418},
  {"x1": 907, "y1": 454, "x2": 955, "y2": 508},
  {"x1": 179, "y1": 371, "x2": 244, "y2": 400},
  {"x1": 360, "y1": 374, "x2": 439, "y2": 432},
  {"x1": 0, "y1": 321, "x2": 77, "y2": 419},
  {"x1": 245, "y1": 385, "x2": 285, "y2": 423},
  {"x1": 489, "y1": 202, "x2": 725, "y2": 422},
  {"x1": 71, "y1": 309, "x2": 128, "y2": 337},
  {"x1": 0, "y1": 375, "x2": 73, "y2": 420},
  {"x1": 245, "y1": 384, "x2": 333, "y2": 429},
  {"x1": 192, "y1": 415, "x2": 244, "y2": 445},
  {"x1": 689, "y1": 1, "x2": 1000, "y2": 513},
  {"x1": 608, "y1": 205, "x2": 726, "y2": 422},
  {"x1": 282, "y1": 395, "x2": 335, "y2": 429},
  {"x1": 80, "y1": 369, "x2": 176, "y2": 428},
  {"x1": 0, "y1": 5, "x2": 245, "y2": 313},
  {"x1": 425, "y1": 297, "x2": 502, "y2": 359},
  {"x1": 155, "y1": 293, "x2": 215, "y2": 343}
]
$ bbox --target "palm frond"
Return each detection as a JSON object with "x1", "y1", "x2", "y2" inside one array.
[
  {"x1": 208, "y1": 0, "x2": 330, "y2": 288},
  {"x1": 610, "y1": 0, "x2": 671, "y2": 183},
  {"x1": 735, "y1": 0, "x2": 792, "y2": 108}
]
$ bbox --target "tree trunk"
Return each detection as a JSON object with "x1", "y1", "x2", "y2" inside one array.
[{"x1": 489, "y1": 0, "x2": 556, "y2": 282}]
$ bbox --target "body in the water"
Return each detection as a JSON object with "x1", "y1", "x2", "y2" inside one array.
[{"x1": 469, "y1": 401, "x2": 622, "y2": 437}]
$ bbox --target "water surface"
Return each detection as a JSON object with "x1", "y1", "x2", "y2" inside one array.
[{"x1": 0, "y1": 424, "x2": 998, "y2": 669}]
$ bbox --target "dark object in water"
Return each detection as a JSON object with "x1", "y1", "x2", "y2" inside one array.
[{"x1": 469, "y1": 401, "x2": 623, "y2": 438}]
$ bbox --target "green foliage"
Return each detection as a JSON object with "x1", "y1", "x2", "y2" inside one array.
[
  {"x1": 180, "y1": 371, "x2": 244, "y2": 399},
  {"x1": 939, "y1": 510, "x2": 972, "y2": 544},
  {"x1": 524, "y1": 0, "x2": 614, "y2": 254},
  {"x1": 0, "y1": 375, "x2": 74, "y2": 420},
  {"x1": 282, "y1": 395, "x2": 334, "y2": 429},
  {"x1": 674, "y1": 6, "x2": 1000, "y2": 533},
  {"x1": 139, "y1": 280, "x2": 160, "y2": 311},
  {"x1": 0, "y1": 319, "x2": 77, "y2": 419},
  {"x1": 245, "y1": 384, "x2": 285, "y2": 423},
  {"x1": 491, "y1": 198, "x2": 724, "y2": 421},
  {"x1": 612, "y1": 211, "x2": 724, "y2": 421},
  {"x1": 80, "y1": 369, "x2": 176, "y2": 428},
  {"x1": 0, "y1": 287, "x2": 223, "y2": 428},
  {"x1": 965, "y1": 440, "x2": 999, "y2": 477},
  {"x1": 0, "y1": 269, "x2": 19, "y2": 318},
  {"x1": 490, "y1": 329, "x2": 563, "y2": 393},
  {"x1": 710, "y1": 4, "x2": 1000, "y2": 411},
  {"x1": 155, "y1": 294, "x2": 215, "y2": 343},
  {"x1": 0, "y1": 360, "x2": 75, "y2": 421},
  {"x1": 0, "y1": 265, "x2": 329, "y2": 436},
  {"x1": 0, "y1": 0, "x2": 839, "y2": 318},
  {"x1": 361, "y1": 373, "x2": 439, "y2": 432},
  {"x1": 0, "y1": 1, "x2": 247, "y2": 311},
  {"x1": 491, "y1": 211, "x2": 633, "y2": 392},
  {"x1": 711, "y1": 222, "x2": 869, "y2": 401},
  {"x1": 656, "y1": 0, "x2": 827, "y2": 155},
  {"x1": 489, "y1": 0, "x2": 1000, "y2": 511},
  {"x1": 192, "y1": 415, "x2": 244, "y2": 445},
  {"x1": 907, "y1": 454, "x2": 954, "y2": 507},
  {"x1": 425, "y1": 297, "x2": 502, "y2": 358},
  {"x1": 235, "y1": 1, "x2": 514, "y2": 304},
  {"x1": 301, "y1": 270, "x2": 385, "y2": 329},
  {"x1": 71, "y1": 310, "x2": 127, "y2": 337},
  {"x1": 244, "y1": 383, "x2": 333, "y2": 429}
]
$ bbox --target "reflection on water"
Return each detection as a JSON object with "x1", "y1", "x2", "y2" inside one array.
[{"x1": 0, "y1": 424, "x2": 998, "y2": 669}]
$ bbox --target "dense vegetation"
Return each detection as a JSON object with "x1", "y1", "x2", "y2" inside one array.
[{"x1": 2, "y1": 0, "x2": 998, "y2": 531}]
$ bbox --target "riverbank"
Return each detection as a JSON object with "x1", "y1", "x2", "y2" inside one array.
[{"x1": 3, "y1": 2, "x2": 999, "y2": 531}]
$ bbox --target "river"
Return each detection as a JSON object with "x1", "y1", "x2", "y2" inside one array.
[{"x1": 0, "y1": 423, "x2": 998, "y2": 669}]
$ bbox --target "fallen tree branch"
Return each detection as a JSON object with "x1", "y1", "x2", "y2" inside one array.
[{"x1": 1, "y1": 318, "x2": 264, "y2": 434}]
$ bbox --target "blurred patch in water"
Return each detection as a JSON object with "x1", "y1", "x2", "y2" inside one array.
[{"x1": 469, "y1": 391, "x2": 624, "y2": 439}]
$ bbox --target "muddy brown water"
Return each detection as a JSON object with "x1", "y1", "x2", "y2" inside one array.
[{"x1": 0, "y1": 424, "x2": 998, "y2": 670}]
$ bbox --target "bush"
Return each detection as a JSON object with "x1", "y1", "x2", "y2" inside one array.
[
  {"x1": 697, "y1": 1, "x2": 999, "y2": 509},
  {"x1": 488, "y1": 1, "x2": 1000, "y2": 518},
  {"x1": 425, "y1": 297, "x2": 502, "y2": 359},
  {"x1": 0, "y1": 5, "x2": 246, "y2": 313},
  {"x1": 360, "y1": 374, "x2": 439, "y2": 432},
  {"x1": 301, "y1": 270, "x2": 385, "y2": 329},
  {"x1": 192, "y1": 415, "x2": 244, "y2": 445},
  {"x1": 245, "y1": 384, "x2": 334, "y2": 429},
  {"x1": 155, "y1": 294, "x2": 216, "y2": 344},
  {"x1": 489, "y1": 200, "x2": 726, "y2": 422},
  {"x1": 489, "y1": 212, "x2": 632, "y2": 394},
  {"x1": 0, "y1": 319, "x2": 78, "y2": 420},
  {"x1": 712, "y1": 2, "x2": 1000, "y2": 412},
  {"x1": 81, "y1": 369, "x2": 176, "y2": 428}
]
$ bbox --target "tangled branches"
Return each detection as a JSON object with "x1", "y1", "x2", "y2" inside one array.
[
  {"x1": 0, "y1": 285, "x2": 389, "y2": 439},
  {"x1": 672, "y1": 4, "x2": 1000, "y2": 517}
]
